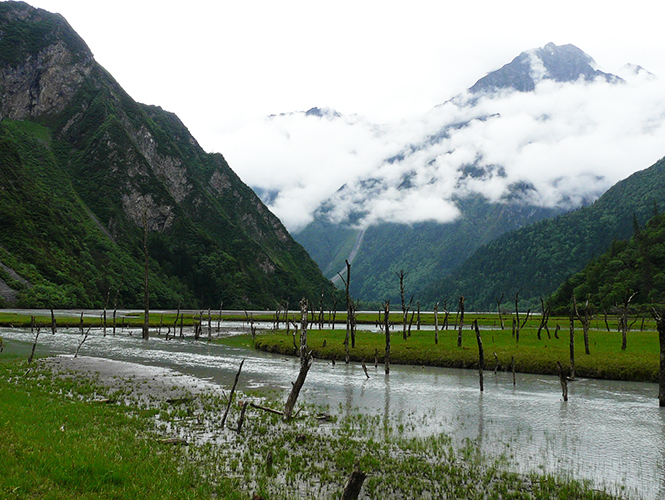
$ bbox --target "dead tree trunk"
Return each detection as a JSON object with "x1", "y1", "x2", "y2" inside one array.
[
  {"x1": 573, "y1": 294, "x2": 594, "y2": 355},
  {"x1": 284, "y1": 299, "x2": 313, "y2": 421},
  {"x1": 338, "y1": 260, "x2": 352, "y2": 363},
  {"x1": 652, "y1": 308, "x2": 665, "y2": 407},
  {"x1": 496, "y1": 293, "x2": 505, "y2": 330},
  {"x1": 341, "y1": 468, "x2": 367, "y2": 500},
  {"x1": 28, "y1": 316, "x2": 39, "y2": 364},
  {"x1": 397, "y1": 269, "x2": 408, "y2": 340},
  {"x1": 457, "y1": 295, "x2": 465, "y2": 347},
  {"x1": 514, "y1": 291, "x2": 520, "y2": 343},
  {"x1": 511, "y1": 356, "x2": 516, "y2": 386},
  {"x1": 433, "y1": 302, "x2": 439, "y2": 345},
  {"x1": 619, "y1": 291, "x2": 637, "y2": 351},
  {"x1": 221, "y1": 358, "x2": 245, "y2": 428},
  {"x1": 50, "y1": 308, "x2": 56, "y2": 334},
  {"x1": 569, "y1": 314, "x2": 576, "y2": 379},
  {"x1": 557, "y1": 361, "x2": 569, "y2": 401},
  {"x1": 142, "y1": 213, "x2": 150, "y2": 340},
  {"x1": 474, "y1": 320, "x2": 484, "y2": 392},
  {"x1": 383, "y1": 300, "x2": 391, "y2": 374},
  {"x1": 536, "y1": 298, "x2": 551, "y2": 341}
]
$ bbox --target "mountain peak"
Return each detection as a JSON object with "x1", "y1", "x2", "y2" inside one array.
[{"x1": 469, "y1": 43, "x2": 621, "y2": 94}]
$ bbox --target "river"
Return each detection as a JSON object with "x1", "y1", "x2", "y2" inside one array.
[{"x1": 1, "y1": 322, "x2": 663, "y2": 499}]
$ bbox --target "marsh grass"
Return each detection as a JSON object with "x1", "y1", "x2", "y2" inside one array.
[
  {"x1": 250, "y1": 326, "x2": 659, "y2": 382},
  {"x1": 0, "y1": 357, "x2": 624, "y2": 499}
]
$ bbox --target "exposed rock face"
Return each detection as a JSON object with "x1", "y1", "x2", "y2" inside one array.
[{"x1": 0, "y1": 2, "x2": 93, "y2": 120}]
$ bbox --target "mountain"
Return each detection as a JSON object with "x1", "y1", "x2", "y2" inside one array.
[
  {"x1": 468, "y1": 42, "x2": 620, "y2": 94},
  {"x1": 293, "y1": 42, "x2": 622, "y2": 304},
  {"x1": 0, "y1": 1, "x2": 337, "y2": 309},
  {"x1": 424, "y1": 156, "x2": 665, "y2": 311},
  {"x1": 549, "y1": 211, "x2": 665, "y2": 311}
]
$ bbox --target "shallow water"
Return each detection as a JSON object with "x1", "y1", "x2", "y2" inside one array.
[{"x1": 1, "y1": 324, "x2": 663, "y2": 499}]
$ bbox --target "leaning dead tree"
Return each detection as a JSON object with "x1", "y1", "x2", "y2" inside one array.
[
  {"x1": 284, "y1": 298, "x2": 313, "y2": 421},
  {"x1": 27, "y1": 316, "x2": 39, "y2": 365},
  {"x1": 651, "y1": 308, "x2": 665, "y2": 407},
  {"x1": 222, "y1": 359, "x2": 245, "y2": 428}
]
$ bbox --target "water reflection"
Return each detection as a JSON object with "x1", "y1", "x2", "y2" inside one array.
[{"x1": 1, "y1": 326, "x2": 663, "y2": 499}]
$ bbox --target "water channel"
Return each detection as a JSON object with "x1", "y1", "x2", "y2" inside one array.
[{"x1": 1, "y1": 322, "x2": 663, "y2": 499}]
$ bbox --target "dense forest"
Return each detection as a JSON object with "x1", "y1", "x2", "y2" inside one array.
[
  {"x1": 550, "y1": 211, "x2": 665, "y2": 310},
  {"x1": 422, "y1": 156, "x2": 665, "y2": 311}
]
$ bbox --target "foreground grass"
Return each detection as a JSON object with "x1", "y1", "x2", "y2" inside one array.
[
  {"x1": 249, "y1": 326, "x2": 659, "y2": 382},
  {"x1": 0, "y1": 357, "x2": 625, "y2": 500}
]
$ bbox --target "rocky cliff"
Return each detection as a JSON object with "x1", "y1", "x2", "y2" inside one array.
[{"x1": 0, "y1": 1, "x2": 337, "y2": 308}]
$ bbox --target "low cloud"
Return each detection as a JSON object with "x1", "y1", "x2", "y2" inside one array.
[{"x1": 218, "y1": 69, "x2": 665, "y2": 232}]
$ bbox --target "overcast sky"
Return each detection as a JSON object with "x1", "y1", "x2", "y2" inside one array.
[{"x1": 24, "y1": 0, "x2": 665, "y2": 230}]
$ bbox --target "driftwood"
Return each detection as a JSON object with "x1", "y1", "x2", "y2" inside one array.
[
  {"x1": 341, "y1": 467, "x2": 367, "y2": 500},
  {"x1": 221, "y1": 359, "x2": 245, "y2": 427},
  {"x1": 158, "y1": 437, "x2": 188, "y2": 446},
  {"x1": 249, "y1": 402, "x2": 284, "y2": 416}
]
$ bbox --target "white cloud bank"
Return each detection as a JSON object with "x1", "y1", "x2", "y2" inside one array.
[{"x1": 219, "y1": 67, "x2": 665, "y2": 232}]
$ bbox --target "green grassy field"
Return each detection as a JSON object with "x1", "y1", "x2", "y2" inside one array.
[
  {"x1": 0, "y1": 357, "x2": 626, "y2": 500},
  {"x1": 246, "y1": 323, "x2": 659, "y2": 382}
]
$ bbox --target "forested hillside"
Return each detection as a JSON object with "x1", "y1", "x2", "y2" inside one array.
[
  {"x1": 423, "y1": 156, "x2": 665, "y2": 310},
  {"x1": 550, "y1": 211, "x2": 665, "y2": 310},
  {"x1": 0, "y1": 2, "x2": 337, "y2": 309}
]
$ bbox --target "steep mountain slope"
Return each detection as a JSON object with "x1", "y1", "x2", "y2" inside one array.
[
  {"x1": 0, "y1": 2, "x2": 336, "y2": 308},
  {"x1": 295, "y1": 43, "x2": 616, "y2": 303},
  {"x1": 549, "y1": 211, "x2": 665, "y2": 310},
  {"x1": 425, "y1": 156, "x2": 665, "y2": 311}
]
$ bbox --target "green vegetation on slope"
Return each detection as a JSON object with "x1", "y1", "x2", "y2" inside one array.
[
  {"x1": 551, "y1": 212, "x2": 665, "y2": 310},
  {"x1": 425, "y1": 156, "x2": 665, "y2": 311},
  {"x1": 0, "y1": 2, "x2": 339, "y2": 310}
]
